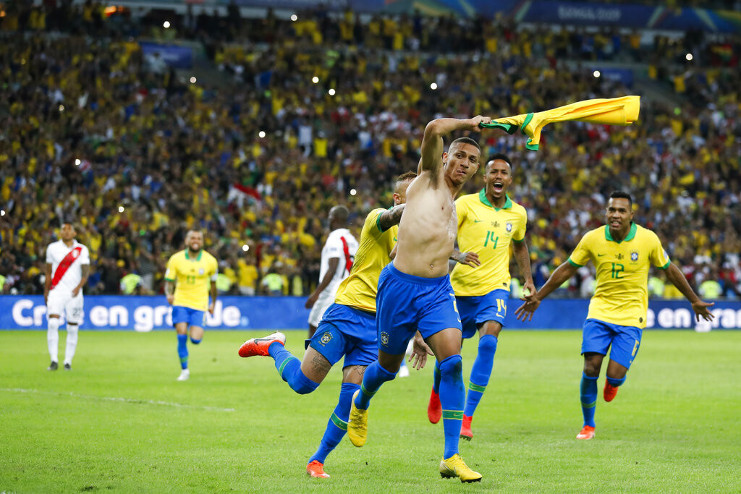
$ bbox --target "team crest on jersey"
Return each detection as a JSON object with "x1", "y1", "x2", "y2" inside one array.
[
  {"x1": 380, "y1": 332, "x2": 390, "y2": 346},
  {"x1": 199, "y1": 268, "x2": 204, "y2": 275},
  {"x1": 631, "y1": 251, "x2": 639, "y2": 262},
  {"x1": 320, "y1": 332, "x2": 333, "y2": 345},
  {"x1": 506, "y1": 222, "x2": 512, "y2": 232}
]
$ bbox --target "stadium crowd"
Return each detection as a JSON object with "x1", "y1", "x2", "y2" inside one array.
[{"x1": 0, "y1": 3, "x2": 739, "y2": 299}]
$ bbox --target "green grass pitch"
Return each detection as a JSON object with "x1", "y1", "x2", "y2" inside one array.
[{"x1": 1, "y1": 329, "x2": 740, "y2": 493}]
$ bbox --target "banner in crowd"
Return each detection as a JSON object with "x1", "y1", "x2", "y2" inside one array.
[
  {"x1": 139, "y1": 42, "x2": 193, "y2": 69},
  {"x1": 1, "y1": 296, "x2": 739, "y2": 331}
]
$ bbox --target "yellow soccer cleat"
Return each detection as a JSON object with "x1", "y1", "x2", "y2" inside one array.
[
  {"x1": 347, "y1": 390, "x2": 368, "y2": 447},
  {"x1": 439, "y1": 454, "x2": 482, "y2": 483}
]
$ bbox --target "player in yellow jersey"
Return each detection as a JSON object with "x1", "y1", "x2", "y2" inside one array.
[
  {"x1": 515, "y1": 192, "x2": 714, "y2": 440},
  {"x1": 239, "y1": 172, "x2": 433, "y2": 479},
  {"x1": 164, "y1": 230, "x2": 218, "y2": 381},
  {"x1": 427, "y1": 154, "x2": 535, "y2": 440}
]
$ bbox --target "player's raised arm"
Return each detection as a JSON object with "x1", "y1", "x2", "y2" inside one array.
[{"x1": 419, "y1": 116, "x2": 490, "y2": 177}]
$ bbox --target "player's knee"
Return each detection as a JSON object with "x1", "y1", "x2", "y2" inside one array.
[
  {"x1": 478, "y1": 335, "x2": 497, "y2": 353},
  {"x1": 290, "y1": 370, "x2": 320, "y2": 395},
  {"x1": 438, "y1": 354, "x2": 463, "y2": 378}
]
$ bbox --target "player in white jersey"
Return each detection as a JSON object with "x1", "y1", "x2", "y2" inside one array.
[
  {"x1": 44, "y1": 222, "x2": 90, "y2": 371},
  {"x1": 305, "y1": 206, "x2": 359, "y2": 338}
]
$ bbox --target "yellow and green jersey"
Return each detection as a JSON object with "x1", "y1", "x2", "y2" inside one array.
[
  {"x1": 569, "y1": 223, "x2": 671, "y2": 328},
  {"x1": 165, "y1": 249, "x2": 218, "y2": 311},
  {"x1": 451, "y1": 191, "x2": 527, "y2": 296},
  {"x1": 334, "y1": 208, "x2": 398, "y2": 313}
]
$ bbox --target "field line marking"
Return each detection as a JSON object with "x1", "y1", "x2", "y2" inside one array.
[{"x1": 0, "y1": 388, "x2": 235, "y2": 412}]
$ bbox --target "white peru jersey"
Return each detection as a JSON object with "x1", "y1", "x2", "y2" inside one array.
[
  {"x1": 318, "y1": 228, "x2": 358, "y2": 299},
  {"x1": 45, "y1": 240, "x2": 90, "y2": 293}
]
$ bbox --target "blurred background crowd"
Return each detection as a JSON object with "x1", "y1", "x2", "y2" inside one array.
[{"x1": 0, "y1": 0, "x2": 739, "y2": 300}]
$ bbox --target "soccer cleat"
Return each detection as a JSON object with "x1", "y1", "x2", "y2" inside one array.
[
  {"x1": 398, "y1": 364, "x2": 410, "y2": 378},
  {"x1": 47, "y1": 361, "x2": 58, "y2": 371},
  {"x1": 63, "y1": 363, "x2": 72, "y2": 371},
  {"x1": 439, "y1": 454, "x2": 482, "y2": 483},
  {"x1": 177, "y1": 369, "x2": 190, "y2": 381},
  {"x1": 347, "y1": 390, "x2": 368, "y2": 447},
  {"x1": 427, "y1": 388, "x2": 442, "y2": 424},
  {"x1": 603, "y1": 381, "x2": 619, "y2": 402},
  {"x1": 238, "y1": 332, "x2": 286, "y2": 358},
  {"x1": 460, "y1": 415, "x2": 473, "y2": 441},
  {"x1": 306, "y1": 460, "x2": 330, "y2": 478},
  {"x1": 576, "y1": 425, "x2": 595, "y2": 440}
]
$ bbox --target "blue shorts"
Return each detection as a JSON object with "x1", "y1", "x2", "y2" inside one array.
[
  {"x1": 582, "y1": 318, "x2": 642, "y2": 369},
  {"x1": 172, "y1": 306, "x2": 206, "y2": 328},
  {"x1": 376, "y1": 263, "x2": 462, "y2": 355},
  {"x1": 311, "y1": 304, "x2": 378, "y2": 368},
  {"x1": 457, "y1": 289, "x2": 509, "y2": 339}
]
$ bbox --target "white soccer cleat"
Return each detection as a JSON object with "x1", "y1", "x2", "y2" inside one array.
[{"x1": 177, "y1": 369, "x2": 190, "y2": 381}]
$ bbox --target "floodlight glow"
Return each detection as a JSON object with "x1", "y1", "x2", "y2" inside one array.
[
  {"x1": 258, "y1": 131, "x2": 266, "y2": 138},
  {"x1": 312, "y1": 76, "x2": 319, "y2": 83},
  {"x1": 163, "y1": 21, "x2": 170, "y2": 29},
  {"x1": 328, "y1": 88, "x2": 336, "y2": 96},
  {"x1": 593, "y1": 70, "x2": 601, "y2": 78},
  {"x1": 430, "y1": 82, "x2": 438, "y2": 90},
  {"x1": 686, "y1": 53, "x2": 693, "y2": 61}
]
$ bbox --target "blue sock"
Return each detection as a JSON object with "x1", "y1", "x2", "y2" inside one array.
[
  {"x1": 606, "y1": 376, "x2": 626, "y2": 387},
  {"x1": 580, "y1": 373, "x2": 599, "y2": 427},
  {"x1": 464, "y1": 334, "x2": 498, "y2": 417},
  {"x1": 190, "y1": 338, "x2": 201, "y2": 345},
  {"x1": 354, "y1": 361, "x2": 396, "y2": 410},
  {"x1": 439, "y1": 354, "x2": 465, "y2": 459},
  {"x1": 308, "y1": 382, "x2": 359, "y2": 465},
  {"x1": 177, "y1": 334, "x2": 188, "y2": 369},
  {"x1": 268, "y1": 342, "x2": 318, "y2": 394},
  {"x1": 432, "y1": 360, "x2": 441, "y2": 394}
]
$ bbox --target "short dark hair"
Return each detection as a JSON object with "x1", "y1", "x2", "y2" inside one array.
[
  {"x1": 609, "y1": 191, "x2": 633, "y2": 208},
  {"x1": 487, "y1": 153, "x2": 512, "y2": 172},
  {"x1": 395, "y1": 170, "x2": 418, "y2": 183},
  {"x1": 61, "y1": 220, "x2": 77, "y2": 231},
  {"x1": 330, "y1": 205, "x2": 349, "y2": 222},
  {"x1": 450, "y1": 136, "x2": 481, "y2": 152}
]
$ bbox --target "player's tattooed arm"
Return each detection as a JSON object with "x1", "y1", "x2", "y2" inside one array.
[{"x1": 378, "y1": 204, "x2": 405, "y2": 231}]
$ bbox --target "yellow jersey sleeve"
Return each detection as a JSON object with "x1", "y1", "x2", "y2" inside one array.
[
  {"x1": 568, "y1": 230, "x2": 596, "y2": 267},
  {"x1": 334, "y1": 208, "x2": 396, "y2": 312}
]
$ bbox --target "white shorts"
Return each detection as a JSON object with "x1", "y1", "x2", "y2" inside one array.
[
  {"x1": 47, "y1": 288, "x2": 84, "y2": 325},
  {"x1": 307, "y1": 291, "x2": 335, "y2": 327}
]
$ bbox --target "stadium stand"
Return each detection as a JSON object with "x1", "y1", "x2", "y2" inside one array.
[{"x1": 0, "y1": 1, "x2": 739, "y2": 299}]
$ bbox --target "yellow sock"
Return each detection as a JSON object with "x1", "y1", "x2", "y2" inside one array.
[{"x1": 482, "y1": 96, "x2": 640, "y2": 150}]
